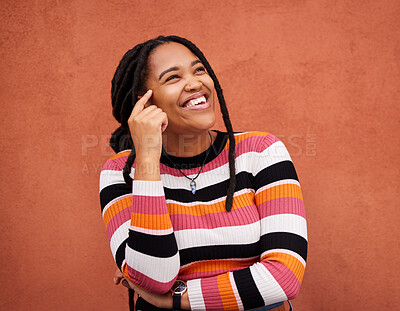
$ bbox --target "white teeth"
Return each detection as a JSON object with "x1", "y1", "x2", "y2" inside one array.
[{"x1": 183, "y1": 96, "x2": 206, "y2": 108}]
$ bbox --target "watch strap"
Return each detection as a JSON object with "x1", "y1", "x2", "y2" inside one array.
[{"x1": 173, "y1": 292, "x2": 181, "y2": 310}]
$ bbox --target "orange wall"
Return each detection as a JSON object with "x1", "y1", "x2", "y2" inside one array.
[{"x1": 1, "y1": 1, "x2": 399, "y2": 310}]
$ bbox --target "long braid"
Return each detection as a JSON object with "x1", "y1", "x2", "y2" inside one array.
[
  {"x1": 110, "y1": 35, "x2": 236, "y2": 211},
  {"x1": 112, "y1": 44, "x2": 144, "y2": 123}
]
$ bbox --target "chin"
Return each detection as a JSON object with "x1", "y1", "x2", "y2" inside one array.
[{"x1": 195, "y1": 115, "x2": 216, "y2": 131}]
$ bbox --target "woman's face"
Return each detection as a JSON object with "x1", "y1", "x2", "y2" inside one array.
[{"x1": 144, "y1": 42, "x2": 216, "y2": 136}]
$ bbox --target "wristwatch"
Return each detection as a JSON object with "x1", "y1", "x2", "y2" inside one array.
[{"x1": 170, "y1": 280, "x2": 187, "y2": 310}]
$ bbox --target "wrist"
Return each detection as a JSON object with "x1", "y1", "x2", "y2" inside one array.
[
  {"x1": 171, "y1": 280, "x2": 189, "y2": 310},
  {"x1": 134, "y1": 158, "x2": 160, "y2": 181}
]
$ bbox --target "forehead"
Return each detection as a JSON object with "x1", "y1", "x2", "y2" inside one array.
[{"x1": 147, "y1": 42, "x2": 199, "y2": 74}]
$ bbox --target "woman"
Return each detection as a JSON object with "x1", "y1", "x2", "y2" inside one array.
[{"x1": 100, "y1": 35, "x2": 307, "y2": 311}]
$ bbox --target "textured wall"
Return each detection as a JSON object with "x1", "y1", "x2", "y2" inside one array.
[{"x1": 1, "y1": 1, "x2": 399, "y2": 310}]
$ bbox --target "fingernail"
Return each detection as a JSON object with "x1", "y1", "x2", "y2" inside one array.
[{"x1": 147, "y1": 90, "x2": 152, "y2": 94}]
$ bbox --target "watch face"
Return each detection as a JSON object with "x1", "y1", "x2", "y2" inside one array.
[{"x1": 171, "y1": 280, "x2": 187, "y2": 294}]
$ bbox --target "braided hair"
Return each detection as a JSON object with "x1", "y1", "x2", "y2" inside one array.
[{"x1": 110, "y1": 35, "x2": 236, "y2": 212}]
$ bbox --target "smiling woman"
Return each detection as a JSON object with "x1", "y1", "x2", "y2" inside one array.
[{"x1": 99, "y1": 35, "x2": 307, "y2": 311}]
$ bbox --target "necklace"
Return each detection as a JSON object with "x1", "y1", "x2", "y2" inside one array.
[{"x1": 162, "y1": 131, "x2": 213, "y2": 194}]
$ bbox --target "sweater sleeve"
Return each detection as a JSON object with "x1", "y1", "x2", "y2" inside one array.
[
  {"x1": 99, "y1": 152, "x2": 180, "y2": 294},
  {"x1": 187, "y1": 135, "x2": 307, "y2": 311}
]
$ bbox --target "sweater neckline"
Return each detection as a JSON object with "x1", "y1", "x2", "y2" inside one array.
[{"x1": 160, "y1": 130, "x2": 228, "y2": 169}]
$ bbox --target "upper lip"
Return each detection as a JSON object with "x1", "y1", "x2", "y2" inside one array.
[{"x1": 180, "y1": 92, "x2": 208, "y2": 107}]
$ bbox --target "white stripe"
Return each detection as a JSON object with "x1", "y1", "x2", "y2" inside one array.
[
  {"x1": 256, "y1": 179, "x2": 300, "y2": 195},
  {"x1": 175, "y1": 222, "x2": 260, "y2": 249},
  {"x1": 132, "y1": 180, "x2": 165, "y2": 196},
  {"x1": 250, "y1": 263, "x2": 288, "y2": 304},
  {"x1": 130, "y1": 226, "x2": 173, "y2": 236},
  {"x1": 160, "y1": 141, "x2": 292, "y2": 191},
  {"x1": 251, "y1": 141, "x2": 292, "y2": 176},
  {"x1": 187, "y1": 279, "x2": 206, "y2": 311},
  {"x1": 261, "y1": 249, "x2": 306, "y2": 267},
  {"x1": 129, "y1": 167, "x2": 135, "y2": 179},
  {"x1": 110, "y1": 219, "x2": 130, "y2": 258},
  {"x1": 125, "y1": 246, "x2": 179, "y2": 283},
  {"x1": 102, "y1": 193, "x2": 131, "y2": 217},
  {"x1": 260, "y1": 214, "x2": 307, "y2": 240},
  {"x1": 99, "y1": 169, "x2": 124, "y2": 192},
  {"x1": 165, "y1": 188, "x2": 254, "y2": 206}
]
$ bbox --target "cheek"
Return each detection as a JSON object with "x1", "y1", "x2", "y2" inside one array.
[
  {"x1": 203, "y1": 75, "x2": 215, "y2": 91},
  {"x1": 157, "y1": 86, "x2": 182, "y2": 107}
]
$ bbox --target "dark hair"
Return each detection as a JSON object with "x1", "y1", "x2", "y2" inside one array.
[{"x1": 110, "y1": 35, "x2": 236, "y2": 212}]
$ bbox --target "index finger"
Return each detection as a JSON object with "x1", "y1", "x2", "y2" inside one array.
[{"x1": 131, "y1": 90, "x2": 152, "y2": 116}]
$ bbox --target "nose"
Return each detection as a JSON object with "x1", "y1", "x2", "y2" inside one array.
[{"x1": 184, "y1": 75, "x2": 202, "y2": 92}]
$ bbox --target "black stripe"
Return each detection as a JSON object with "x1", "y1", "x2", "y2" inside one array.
[
  {"x1": 164, "y1": 171, "x2": 253, "y2": 203},
  {"x1": 115, "y1": 237, "x2": 128, "y2": 269},
  {"x1": 254, "y1": 160, "x2": 298, "y2": 192},
  {"x1": 127, "y1": 231, "x2": 178, "y2": 258},
  {"x1": 233, "y1": 267, "x2": 264, "y2": 310},
  {"x1": 100, "y1": 183, "x2": 131, "y2": 212},
  {"x1": 261, "y1": 232, "x2": 308, "y2": 262},
  {"x1": 179, "y1": 242, "x2": 259, "y2": 266}
]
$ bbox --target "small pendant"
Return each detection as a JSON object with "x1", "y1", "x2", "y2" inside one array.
[{"x1": 190, "y1": 180, "x2": 196, "y2": 194}]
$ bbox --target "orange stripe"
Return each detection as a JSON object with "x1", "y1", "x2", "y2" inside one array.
[
  {"x1": 167, "y1": 191, "x2": 255, "y2": 216},
  {"x1": 109, "y1": 150, "x2": 131, "y2": 160},
  {"x1": 223, "y1": 131, "x2": 269, "y2": 150},
  {"x1": 217, "y1": 273, "x2": 239, "y2": 310},
  {"x1": 130, "y1": 212, "x2": 172, "y2": 230},
  {"x1": 180, "y1": 258, "x2": 258, "y2": 275},
  {"x1": 256, "y1": 183, "x2": 303, "y2": 204},
  {"x1": 103, "y1": 196, "x2": 132, "y2": 228},
  {"x1": 261, "y1": 252, "x2": 305, "y2": 283}
]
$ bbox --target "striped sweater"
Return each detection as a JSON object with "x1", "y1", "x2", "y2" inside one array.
[{"x1": 99, "y1": 131, "x2": 307, "y2": 310}]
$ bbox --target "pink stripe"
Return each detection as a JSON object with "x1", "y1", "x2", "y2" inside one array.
[
  {"x1": 258, "y1": 197, "x2": 306, "y2": 218},
  {"x1": 170, "y1": 203, "x2": 260, "y2": 230},
  {"x1": 131, "y1": 196, "x2": 169, "y2": 214},
  {"x1": 126, "y1": 265, "x2": 175, "y2": 294},
  {"x1": 102, "y1": 159, "x2": 123, "y2": 171},
  {"x1": 106, "y1": 206, "x2": 133, "y2": 240},
  {"x1": 235, "y1": 133, "x2": 279, "y2": 153},
  {"x1": 261, "y1": 260, "x2": 300, "y2": 300},
  {"x1": 201, "y1": 276, "x2": 224, "y2": 310}
]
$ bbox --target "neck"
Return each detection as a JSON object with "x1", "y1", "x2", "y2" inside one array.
[{"x1": 162, "y1": 131, "x2": 212, "y2": 157}]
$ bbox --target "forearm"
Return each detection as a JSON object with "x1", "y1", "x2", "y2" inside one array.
[
  {"x1": 100, "y1": 156, "x2": 179, "y2": 294},
  {"x1": 124, "y1": 179, "x2": 180, "y2": 293}
]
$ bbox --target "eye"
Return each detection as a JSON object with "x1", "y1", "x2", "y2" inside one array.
[
  {"x1": 194, "y1": 66, "x2": 206, "y2": 74},
  {"x1": 165, "y1": 74, "x2": 180, "y2": 82}
]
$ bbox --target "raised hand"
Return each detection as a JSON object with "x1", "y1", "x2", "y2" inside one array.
[
  {"x1": 128, "y1": 90, "x2": 168, "y2": 180},
  {"x1": 128, "y1": 90, "x2": 168, "y2": 160}
]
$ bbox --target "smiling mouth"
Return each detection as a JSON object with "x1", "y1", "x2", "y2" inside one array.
[{"x1": 181, "y1": 94, "x2": 209, "y2": 108}]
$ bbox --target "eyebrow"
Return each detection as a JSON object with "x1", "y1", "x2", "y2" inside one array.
[{"x1": 158, "y1": 60, "x2": 202, "y2": 80}]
